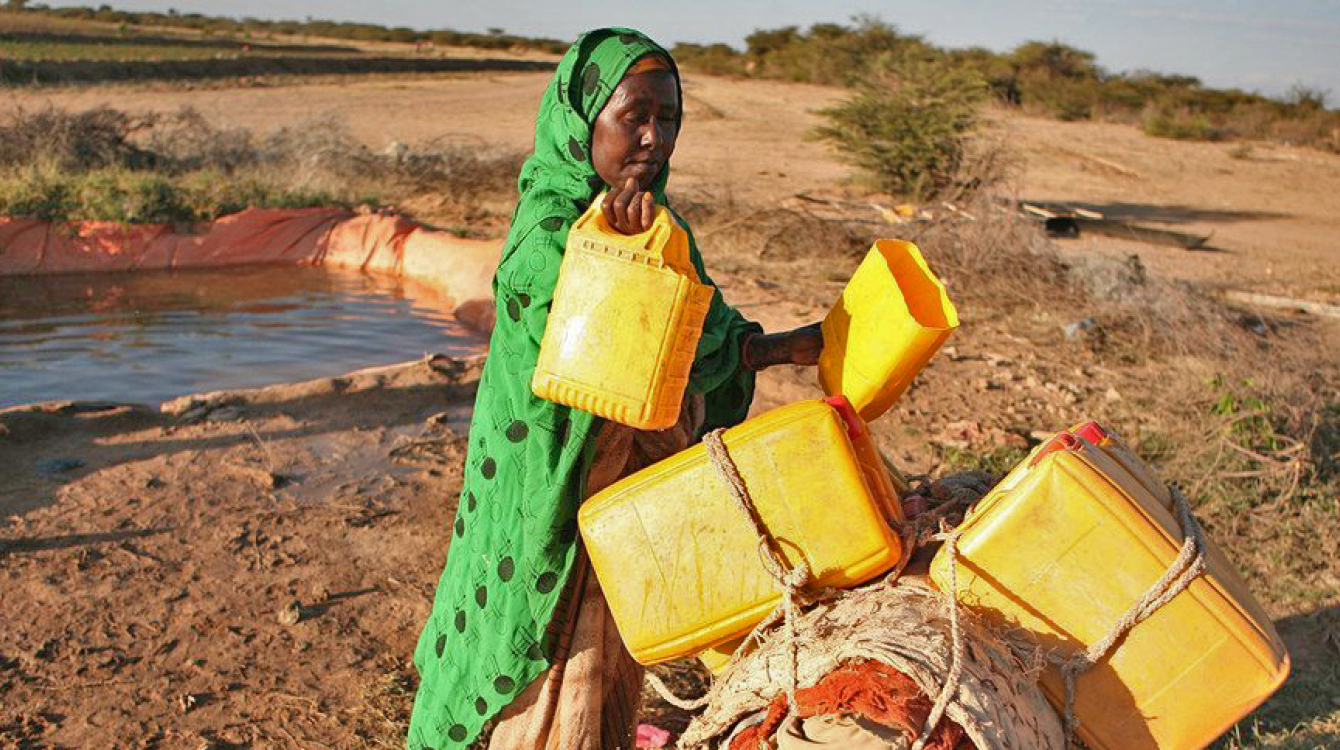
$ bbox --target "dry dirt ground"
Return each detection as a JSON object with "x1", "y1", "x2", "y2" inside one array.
[{"x1": 2, "y1": 70, "x2": 1338, "y2": 748}]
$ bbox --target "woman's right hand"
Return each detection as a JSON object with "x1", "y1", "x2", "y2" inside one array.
[{"x1": 601, "y1": 177, "x2": 657, "y2": 234}]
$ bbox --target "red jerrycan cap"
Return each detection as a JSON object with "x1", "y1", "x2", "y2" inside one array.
[
  {"x1": 1070, "y1": 421, "x2": 1110, "y2": 446},
  {"x1": 1030, "y1": 431, "x2": 1081, "y2": 467},
  {"x1": 823, "y1": 395, "x2": 865, "y2": 441}
]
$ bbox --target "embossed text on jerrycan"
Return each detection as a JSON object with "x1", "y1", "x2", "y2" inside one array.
[
  {"x1": 819, "y1": 239, "x2": 958, "y2": 422},
  {"x1": 532, "y1": 194, "x2": 714, "y2": 430}
]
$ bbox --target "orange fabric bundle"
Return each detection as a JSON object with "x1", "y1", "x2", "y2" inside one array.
[{"x1": 727, "y1": 660, "x2": 971, "y2": 750}]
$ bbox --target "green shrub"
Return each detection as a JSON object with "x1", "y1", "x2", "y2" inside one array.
[
  {"x1": 744, "y1": 17, "x2": 934, "y2": 87},
  {"x1": 671, "y1": 42, "x2": 747, "y2": 76},
  {"x1": 1142, "y1": 103, "x2": 1221, "y2": 140},
  {"x1": 813, "y1": 52, "x2": 987, "y2": 199}
]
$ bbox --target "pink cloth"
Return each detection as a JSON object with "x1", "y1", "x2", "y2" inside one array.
[{"x1": 636, "y1": 723, "x2": 671, "y2": 748}]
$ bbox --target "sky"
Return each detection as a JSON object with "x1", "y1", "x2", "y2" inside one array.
[{"x1": 39, "y1": 0, "x2": 1340, "y2": 98}]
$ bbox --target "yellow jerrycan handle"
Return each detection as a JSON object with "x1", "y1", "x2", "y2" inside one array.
[{"x1": 578, "y1": 192, "x2": 700, "y2": 281}]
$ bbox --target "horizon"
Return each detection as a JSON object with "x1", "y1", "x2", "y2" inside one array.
[{"x1": 27, "y1": 0, "x2": 1340, "y2": 100}]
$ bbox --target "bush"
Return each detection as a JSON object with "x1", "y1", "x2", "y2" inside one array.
[
  {"x1": 813, "y1": 52, "x2": 987, "y2": 199},
  {"x1": 1141, "y1": 103, "x2": 1221, "y2": 140},
  {"x1": 744, "y1": 17, "x2": 933, "y2": 87},
  {"x1": 0, "y1": 106, "x2": 154, "y2": 171},
  {"x1": 0, "y1": 106, "x2": 524, "y2": 224},
  {"x1": 671, "y1": 42, "x2": 747, "y2": 76}
]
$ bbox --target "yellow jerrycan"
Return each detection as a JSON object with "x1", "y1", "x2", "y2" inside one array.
[
  {"x1": 819, "y1": 240, "x2": 958, "y2": 422},
  {"x1": 579, "y1": 396, "x2": 904, "y2": 665},
  {"x1": 930, "y1": 422, "x2": 1289, "y2": 750},
  {"x1": 532, "y1": 194, "x2": 714, "y2": 430}
]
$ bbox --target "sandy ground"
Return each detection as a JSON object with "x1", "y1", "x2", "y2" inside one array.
[{"x1": 3, "y1": 69, "x2": 1339, "y2": 747}]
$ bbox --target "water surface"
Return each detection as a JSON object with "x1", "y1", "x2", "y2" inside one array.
[{"x1": 0, "y1": 265, "x2": 486, "y2": 408}]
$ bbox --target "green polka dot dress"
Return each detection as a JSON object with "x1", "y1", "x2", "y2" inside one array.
[{"x1": 407, "y1": 28, "x2": 760, "y2": 749}]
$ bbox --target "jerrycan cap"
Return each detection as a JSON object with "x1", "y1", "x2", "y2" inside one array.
[
  {"x1": 1030, "y1": 431, "x2": 1081, "y2": 467},
  {"x1": 822, "y1": 395, "x2": 865, "y2": 441},
  {"x1": 1070, "y1": 421, "x2": 1111, "y2": 445}
]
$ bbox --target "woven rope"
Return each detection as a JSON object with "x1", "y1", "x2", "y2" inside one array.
[
  {"x1": 1056, "y1": 484, "x2": 1207, "y2": 747},
  {"x1": 642, "y1": 428, "x2": 816, "y2": 715},
  {"x1": 647, "y1": 670, "x2": 711, "y2": 711},
  {"x1": 910, "y1": 527, "x2": 965, "y2": 750},
  {"x1": 701, "y1": 428, "x2": 811, "y2": 716}
]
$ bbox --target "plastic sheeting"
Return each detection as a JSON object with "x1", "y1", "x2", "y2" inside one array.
[{"x1": 0, "y1": 207, "x2": 503, "y2": 311}]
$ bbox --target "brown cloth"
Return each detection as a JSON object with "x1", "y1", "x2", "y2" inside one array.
[
  {"x1": 488, "y1": 397, "x2": 705, "y2": 750},
  {"x1": 728, "y1": 660, "x2": 972, "y2": 750}
]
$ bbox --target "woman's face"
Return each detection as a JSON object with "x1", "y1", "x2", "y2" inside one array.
[{"x1": 591, "y1": 69, "x2": 680, "y2": 191}]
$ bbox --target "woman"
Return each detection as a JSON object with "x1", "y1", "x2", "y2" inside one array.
[{"x1": 408, "y1": 28, "x2": 823, "y2": 750}]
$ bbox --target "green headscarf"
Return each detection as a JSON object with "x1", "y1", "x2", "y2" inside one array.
[{"x1": 408, "y1": 28, "x2": 760, "y2": 749}]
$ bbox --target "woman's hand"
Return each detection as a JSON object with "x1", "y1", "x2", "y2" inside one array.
[
  {"x1": 743, "y1": 322, "x2": 824, "y2": 372},
  {"x1": 601, "y1": 177, "x2": 657, "y2": 234}
]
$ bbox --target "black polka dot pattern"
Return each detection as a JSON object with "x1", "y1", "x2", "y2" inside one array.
[
  {"x1": 475, "y1": 696, "x2": 489, "y2": 715},
  {"x1": 475, "y1": 585, "x2": 488, "y2": 608},
  {"x1": 455, "y1": 610, "x2": 466, "y2": 633},
  {"x1": 540, "y1": 216, "x2": 563, "y2": 232},
  {"x1": 506, "y1": 298, "x2": 521, "y2": 322},
  {"x1": 481, "y1": 458, "x2": 496, "y2": 479},
  {"x1": 567, "y1": 136, "x2": 585, "y2": 161},
  {"x1": 506, "y1": 421, "x2": 529, "y2": 442},
  {"x1": 517, "y1": 293, "x2": 532, "y2": 307},
  {"x1": 581, "y1": 62, "x2": 601, "y2": 95},
  {"x1": 498, "y1": 557, "x2": 515, "y2": 582},
  {"x1": 465, "y1": 491, "x2": 476, "y2": 513},
  {"x1": 435, "y1": 633, "x2": 447, "y2": 658},
  {"x1": 536, "y1": 571, "x2": 558, "y2": 594},
  {"x1": 527, "y1": 642, "x2": 545, "y2": 660},
  {"x1": 448, "y1": 724, "x2": 467, "y2": 742},
  {"x1": 494, "y1": 675, "x2": 516, "y2": 694},
  {"x1": 454, "y1": 515, "x2": 465, "y2": 537}
]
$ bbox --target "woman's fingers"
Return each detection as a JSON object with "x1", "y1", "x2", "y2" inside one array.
[
  {"x1": 607, "y1": 179, "x2": 635, "y2": 232},
  {"x1": 640, "y1": 191, "x2": 655, "y2": 232},
  {"x1": 601, "y1": 178, "x2": 656, "y2": 234},
  {"x1": 624, "y1": 190, "x2": 643, "y2": 231},
  {"x1": 621, "y1": 178, "x2": 642, "y2": 233},
  {"x1": 600, "y1": 187, "x2": 620, "y2": 227}
]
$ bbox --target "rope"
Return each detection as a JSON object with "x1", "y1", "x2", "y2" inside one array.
[
  {"x1": 702, "y1": 428, "x2": 812, "y2": 716},
  {"x1": 1056, "y1": 484, "x2": 1207, "y2": 747},
  {"x1": 647, "y1": 670, "x2": 711, "y2": 711},
  {"x1": 910, "y1": 526, "x2": 965, "y2": 750}
]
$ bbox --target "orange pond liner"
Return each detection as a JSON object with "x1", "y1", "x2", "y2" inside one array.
[{"x1": 0, "y1": 207, "x2": 504, "y2": 317}]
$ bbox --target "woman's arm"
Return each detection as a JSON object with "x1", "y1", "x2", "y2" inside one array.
[{"x1": 742, "y1": 322, "x2": 823, "y2": 372}]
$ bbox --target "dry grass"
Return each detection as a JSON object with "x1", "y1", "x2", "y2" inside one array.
[{"x1": 0, "y1": 105, "x2": 523, "y2": 226}]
